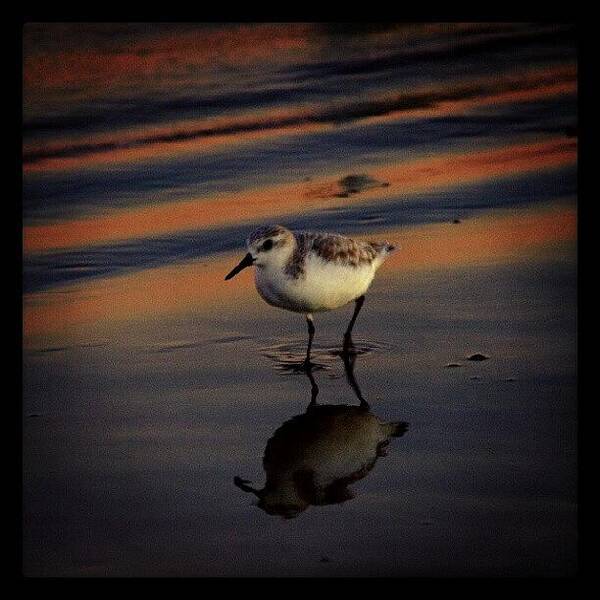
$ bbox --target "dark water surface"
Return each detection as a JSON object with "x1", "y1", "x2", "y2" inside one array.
[
  {"x1": 23, "y1": 252, "x2": 577, "y2": 577},
  {"x1": 23, "y1": 23, "x2": 577, "y2": 577}
]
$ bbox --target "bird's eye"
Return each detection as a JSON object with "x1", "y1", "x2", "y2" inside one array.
[{"x1": 262, "y1": 239, "x2": 274, "y2": 251}]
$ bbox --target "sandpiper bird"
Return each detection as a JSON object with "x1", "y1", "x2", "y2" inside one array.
[{"x1": 225, "y1": 225, "x2": 396, "y2": 365}]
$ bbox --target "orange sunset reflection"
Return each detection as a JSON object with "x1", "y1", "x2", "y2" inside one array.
[
  {"x1": 23, "y1": 202, "x2": 576, "y2": 344},
  {"x1": 24, "y1": 137, "x2": 576, "y2": 255}
]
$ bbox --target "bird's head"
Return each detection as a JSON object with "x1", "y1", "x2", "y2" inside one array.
[{"x1": 224, "y1": 225, "x2": 294, "y2": 280}]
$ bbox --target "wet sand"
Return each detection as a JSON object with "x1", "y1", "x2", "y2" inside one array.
[
  {"x1": 22, "y1": 23, "x2": 577, "y2": 577},
  {"x1": 22, "y1": 210, "x2": 577, "y2": 577}
]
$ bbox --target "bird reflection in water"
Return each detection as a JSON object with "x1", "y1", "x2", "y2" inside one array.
[{"x1": 234, "y1": 340, "x2": 409, "y2": 519}]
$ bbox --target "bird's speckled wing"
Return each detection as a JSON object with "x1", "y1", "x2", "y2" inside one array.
[{"x1": 285, "y1": 232, "x2": 394, "y2": 278}]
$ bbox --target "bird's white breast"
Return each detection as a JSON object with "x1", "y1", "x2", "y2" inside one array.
[{"x1": 255, "y1": 252, "x2": 378, "y2": 313}]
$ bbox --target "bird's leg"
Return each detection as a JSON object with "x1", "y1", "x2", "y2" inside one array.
[
  {"x1": 344, "y1": 295, "x2": 365, "y2": 348},
  {"x1": 305, "y1": 361, "x2": 319, "y2": 409},
  {"x1": 341, "y1": 340, "x2": 369, "y2": 410},
  {"x1": 304, "y1": 313, "x2": 315, "y2": 369}
]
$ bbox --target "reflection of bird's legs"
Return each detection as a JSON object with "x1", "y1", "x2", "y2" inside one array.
[
  {"x1": 341, "y1": 340, "x2": 369, "y2": 410},
  {"x1": 344, "y1": 295, "x2": 365, "y2": 348},
  {"x1": 305, "y1": 362, "x2": 320, "y2": 410},
  {"x1": 304, "y1": 313, "x2": 315, "y2": 368}
]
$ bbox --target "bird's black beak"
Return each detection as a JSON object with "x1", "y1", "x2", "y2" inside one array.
[
  {"x1": 224, "y1": 253, "x2": 255, "y2": 280},
  {"x1": 234, "y1": 476, "x2": 262, "y2": 497}
]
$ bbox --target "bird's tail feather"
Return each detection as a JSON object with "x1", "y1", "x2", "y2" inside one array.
[
  {"x1": 370, "y1": 241, "x2": 398, "y2": 255},
  {"x1": 388, "y1": 421, "x2": 409, "y2": 437}
]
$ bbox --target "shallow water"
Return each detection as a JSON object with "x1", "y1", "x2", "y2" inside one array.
[
  {"x1": 23, "y1": 249, "x2": 577, "y2": 577},
  {"x1": 22, "y1": 24, "x2": 577, "y2": 577}
]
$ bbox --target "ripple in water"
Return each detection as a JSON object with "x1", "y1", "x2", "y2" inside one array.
[{"x1": 261, "y1": 338, "x2": 392, "y2": 373}]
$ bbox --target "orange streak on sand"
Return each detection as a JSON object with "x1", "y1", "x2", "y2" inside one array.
[
  {"x1": 23, "y1": 104, "x2": 318, "y2": 157},
  {"x1": 23, "y1": 121, "x2": 330, "y2": 174},
  {"x1": 24, "y1": 24, "x2": 312, "y2": 92},
  {"x1": 23, "y1": 68, "x2": 575, "y2": 176},
  {"x1": 383, "y1": 203, "x2": 577, "y2": 272},
  {"x1": 23, "y1": 253, "x2": 255, "y2": 343},
  {"x1": 23, "y1": 138, "x2": 577, "y2": 254},
  {"x1": 370, "y1": 139, "x2": 576, "y2": 192},
  {"x1": 23, "y1": 203, "x2": 576, "y2": 342},
  {"x1": 358, "y1": 77, "x2": 576, "y2": 130}
]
